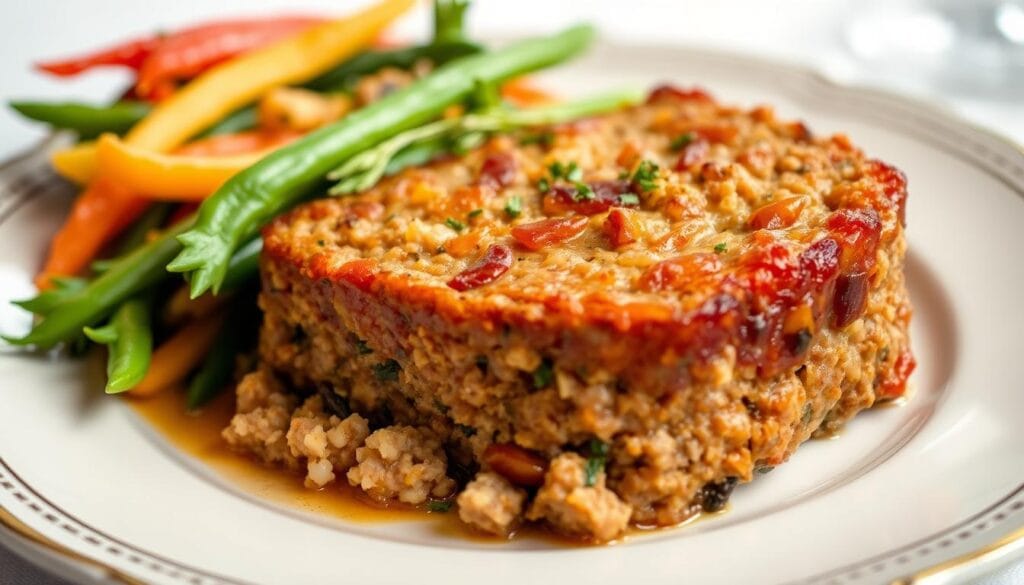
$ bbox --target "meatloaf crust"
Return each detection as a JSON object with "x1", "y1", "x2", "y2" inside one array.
[{"x1": 230, "y1": 85, "x2": 914, "y2": 541}]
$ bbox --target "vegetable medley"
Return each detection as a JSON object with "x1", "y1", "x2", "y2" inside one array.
[{"x1": 6, "y1": 0, "x2": 636, "y2": 408}]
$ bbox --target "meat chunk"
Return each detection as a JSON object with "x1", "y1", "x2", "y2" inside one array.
[
  {"x1": 237, "y1": 85, "x2": 914, "y2": 542},
  {"x1": 346, "y1": 425, "x2": 456, "y2": 504},
  {"x1": 285, "y1": 395, "x2": 370, "y2": 488},
  {"x1": 526, "y1": 453, "x2": 632, "y2": 542},
  {"x1": 222, "y1": 369, "x2": 299, "y2": 470},
  {"x1": 457, "y1": 472, "x2": 527, "y2": 536}
]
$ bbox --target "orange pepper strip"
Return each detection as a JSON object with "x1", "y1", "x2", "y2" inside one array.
[
  {"x1": 95, "y1": 134, "x2": 276, "y2": 201},
  {"x1": 35, "y1": 178, "x2": 147, "y2": 288},
  {"x1": 130, "y1": 315, "x2": 224, "y2": 397},
  {"x1": 172, "y1": 129, "x2": 302, "y2": 157},
  {"x1": 501, "y1": 78, "x2": 558, "y2": 107}
]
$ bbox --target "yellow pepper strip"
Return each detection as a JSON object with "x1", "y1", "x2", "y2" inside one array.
[
  {"x1": 95, "y1": 134, "x2": 267, "y2": 200},
  {"x1": 131, "y1": 314, "x2": 224, "y2": 397},
  {"x1": 50, "y1": 142, "x2": 97, "y2": 185},
  {"x1": 125, "y1": 0, "x2": 414, "y2": 152}
]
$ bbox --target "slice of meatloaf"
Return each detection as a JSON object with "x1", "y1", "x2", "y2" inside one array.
[{"x1": 235, "y1": 85, "x2": 914, "y2": 541}]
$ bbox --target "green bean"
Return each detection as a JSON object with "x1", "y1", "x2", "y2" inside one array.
[
  {"x1": 83, "y1": 294, "x2": 153, "y2": 393},
  {"x1": 12, "y1": 276, "x2": 88, "y2": 316},
  {"x1": 8, "y1": 101, "x2": 151, "y2": 139},
  {"x1": 220, "y1": 238, "x2": 263, "y2": 293},
  {"x1": 168, "y1": 25, "x2": 595, "y2": 297},
  {"x1": 197, "y1": 105, "x2": 258, "y2": 138},
  {"x1": 4, "y1": 217, "x2": 193, "y2": 349},
  {"x1": 91, "y1": 204, "x2": 173, "y2": 274},
  {"x1": 432, "y1": 0, "x2": 472, "y2": 45},
  {"x1": 186, "y1": 292, "x2": 258, "y2": 410},
  {"x1": 383, "y1": 136, "x2": 451, "y2": 176},
  {"x1": 304, "y1": 42, "x2": 481, "y2": 93},
  {"x1": 306, "y1": 0, "x2": 479, "y2": 92}
]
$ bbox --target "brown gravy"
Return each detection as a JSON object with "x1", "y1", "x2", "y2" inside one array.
[
  {"x1": 127, "y1": 388, "x2": 707, "y2": 545},
  {"x1": 128, "y1": 389, "x2": 425, "y2": 525}
]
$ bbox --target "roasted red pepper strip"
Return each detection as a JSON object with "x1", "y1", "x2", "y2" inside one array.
[
  {"x1": 511, "y1": 216, "x2": 589, "y2": 250},
  {"x1": 36, "y1": 38, "x2": 158, "y2": 76},
  {"x1": 135, "y1": 17, "x2": 326, "y2": 97},
  {"x1": 448, "y1": 244, "x2": 513, "y2": 291}
]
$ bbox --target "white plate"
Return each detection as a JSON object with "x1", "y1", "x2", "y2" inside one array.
[{"x1": 1, "y1": 40, "x2": 1023, "y2": 585}]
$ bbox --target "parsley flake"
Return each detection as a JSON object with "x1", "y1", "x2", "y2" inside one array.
[
  {"x1": 670, "y1": 132, "x2": 696, "y2": 151},
  {"x1": 584, "y1": 439, "x2": 610, "y2": 487},
  {"x1": 468, "y1": 209, "x2": 484, "y2": 219},
  {"x1": 532, "y1": 360, "x2": 554, "y2": 389},
  {"x1": 445, "y1": 217, "x2": 465, "y2": 232},
  {"x1": 572, "y1": 182, "x2": 595, "y2": 201},
  {"x1": 504, "y1": 196, "x2": 522, "y2": 218},
  {"x1": 427, "y1": 500, "x2": 453, "y2": 513},
  {"x1": 565, "y1": 161, "x2": 583, "y2": 182},
  {"x1": 372, "y1": 359, "x2": 401, "y2": 382},
  {"x1": 631, "y1": 160, "x2": 660, "y2": 192},
  {"x1": 537, "y1": 177, "x2": 550, "y2": 193},
  {"x1": 617, "y1": 194, "x2": 640, "y2": 206},
  {"x1": 548, "y1": 161, "x2": 566, "y2": 179},
  {"x1": 354, "y1": 339, "x2": 373, "y2": 355},
  {"x1": 714, "y1": 242, "x2": 728, "y2": 254}
]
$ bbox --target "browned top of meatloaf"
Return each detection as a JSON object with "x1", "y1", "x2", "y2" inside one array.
[{"x1": 262, "y1": 86, "x2": 908, "y2": 378}]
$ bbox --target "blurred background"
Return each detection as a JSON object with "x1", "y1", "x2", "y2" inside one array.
[
  {"x1": 0, "y1": 0, "x2": 1021, "y2": 582},
  {"x1": 1, "y1": 0, "x2": 1022, "y2": 158}
]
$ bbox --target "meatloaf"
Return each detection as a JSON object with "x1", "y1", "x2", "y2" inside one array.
[{"x1": 224, "y1": 85, "x2": 915, "y2": 542}]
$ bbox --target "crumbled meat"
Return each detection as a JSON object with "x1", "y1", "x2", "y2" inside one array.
[
  {"x1": 222, "y1": 369, "x2": 299, "y2": 470},
  {"x1": 526, "y1": 453, "x2": 632, "y2": 542},
  {"x1": 285, "y1": 395, "x2": 370, "y2": 488},
  {"x1": 347, "y1": 425, "x2": 456, "y2": 504},
  {"x1": 457, "y1": 472, "x2": 526, "y2": 536}
]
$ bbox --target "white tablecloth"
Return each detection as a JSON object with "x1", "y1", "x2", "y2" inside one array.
[{"x1": 1, "y1": 1, "x2": 1020, "y2": 582}]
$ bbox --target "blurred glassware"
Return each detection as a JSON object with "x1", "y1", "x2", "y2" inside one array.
[{"x1": 845, "y1": 0, "x2": 1024, "y2": 98}]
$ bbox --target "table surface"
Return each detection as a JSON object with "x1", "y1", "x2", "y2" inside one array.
[{"x1": 1, "y1": 1, "x2": 1021, "y2": 583}]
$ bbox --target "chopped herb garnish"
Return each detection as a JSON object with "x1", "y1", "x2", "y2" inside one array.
[
  {"x1": 427, "y1": 500, "x2": 453, "y2": 513},
  {"x1": 504, "y1": 196, "x2": 522, "y2": 218},
  {"x1": 548, "y1": 161, "x2": 566, "y2": 179},
  {"x1": 433, "y1": 397, "x2": 450, "y2": 414},
  {"x1": 537, "y1": 177, "x2": 550, "y2": 193},
  {"x1": 565, "y1": 161, "x2": 583, "y2": 182},
  {"x1": 372, "y1": 359, "x2": 401, "y2": 382},
  {"x1": 618, "y1": 194, "x2": 640, "y2": 206},
  {"x1": 631, "y1": 159, "x2": 660, "y2": 192},
  {"x1": 445, "y1": 217, "x2": 466, "y2": 232},
  {"x1": 572, "y1": 182, "x2": 595, "y2": 201},
  {"x1": 456, "y1": 423, "x2": 477, "y2": 437},
  {"x1": 801, "y1": 403, "x2": 814, "y2": 425},
  {"x1": 316, "y1": 239, "x2": 325, "y2": 247},
  {"x1": 714, "y1": 242, "x2": 727, "y2": 254},
  {"x1": 670, "y1": 132, "x2": 696, "y2": 151},
  {"x1": 354, "y1": 339, "x2": 373, "y2": 355},
  {"x1": 468, "y1": 208, "x2": 484, "y2": 219},
  {"x1": 584, "y1": 439, "x2": 609, "y2": 487},
  {"x1": 532, "y1": 360, "x2": 554, "y2": 389},
  {"x1": 618, "y1": 169, "x2": 630, "y2": 180}
]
